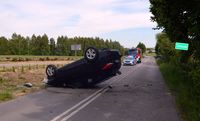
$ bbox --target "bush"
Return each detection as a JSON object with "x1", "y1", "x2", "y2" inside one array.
[
  {"x1": 190, "y1": 65, "x2": 200, "y2": 99},
  {"x1": 46, "y1": 57, "x2": 50, "y2": 61},
  {"x1": 21, "y1": 66, "x2": 24, "y2": 73},
  {"x1": 39, "y1": 58, "x2": 45, "y2": 61},
  {"x1": 18, "y1": 57, "x2": 24, "y2": 61},
  {"x1": 6, "y1": 57, "x2": 10, "y2": 60},
  {"x1": 25, "y1": 58, "x2": 31, "y2": 61},
  {"x1": 12, "y1": 66, "x2": 15, "y2": 72},
  {"x1": 12, "y1": 57, "x2": 18, "y2": 62},
  {"x1": 159, "y1": 60, "x2": 200, "y2": 121},
  {"x1": 0, "y1": 78, "x2": 4, "y2": 84}
]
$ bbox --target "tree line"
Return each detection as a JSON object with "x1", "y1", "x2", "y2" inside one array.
[{"x1": 0, "y1": 33, "x2": 125, "y2": 56}]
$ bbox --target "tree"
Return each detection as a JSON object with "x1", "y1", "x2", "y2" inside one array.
[
  {"x1": 30, "y1": 34, "x2": 38, "y2": 55},
  {"x1": 0, "y1": 33, "x2": 125, "y2": 56},
  {"x1": 0, "y1": 37, "x2": 10, "y2": 55},
  {"x1": 155, "y1": 33, "x2": 176, "y2": 59},
  {"x1": 9, "y1": 33, "x2": 27, "y2": 55},
  {"x1": 40, "y1": 34, "x2": 50, "y2": 55},
  {"x1": 136, "y1": 42, "x2": 146, "y2": 54},
  {"x1": 29, "y1": 34, "x2": 50, "y2": 55},
  {"x1": 56, "y1": 36, "x2": 67, "y2": 56},
  {"x1": 150, "y1": 0, "x2": 200, "y2": 63}
]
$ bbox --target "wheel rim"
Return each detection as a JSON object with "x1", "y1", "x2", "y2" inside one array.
[
  {"x1": 86, "y1": 48, "x2": 96, "y2": 60},
  {"x1": 47, "y1": 67, "x2": 55, "y2": 76}
]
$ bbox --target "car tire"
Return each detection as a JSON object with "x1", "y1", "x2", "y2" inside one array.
[
  {"x1": 46, "y1": 65, "x2": 57, "y2": 78},
  {"x1": 84, "y1": 47, "x2": 99, "y2": 62},
  {"x1": 137, "y1": 58, "x2": 141, "y2": 63}
]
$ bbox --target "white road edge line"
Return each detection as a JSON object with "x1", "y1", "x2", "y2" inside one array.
[
  {"x1": 60, "y1": 88, "x2": 109, "y2": 121},
  {"x1": 50, "y1": 87, "x2": 106, "y2": 121},
  {"x1": 51, "y1": 61, "x2": 144, "y2": 121}
]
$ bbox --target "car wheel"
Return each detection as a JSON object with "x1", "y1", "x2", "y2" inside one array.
[
  {"x1": 84, "y1": 47, "x2": 99, "y2": 62},
  {"x1": 134, "y1": 60, "x2": 137, "y2": 65},
  {"x1": 138, "y1": 58, "x2": 141, "y2": 63},
  {"x1": 46, "y1": 65, "x2": 57, "y2": 78}
]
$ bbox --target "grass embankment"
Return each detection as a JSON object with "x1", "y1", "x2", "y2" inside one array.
[
  {"x1": 0, "y1": 78, "x2": 12, "y2": 101},
  {"x1": 157, "y1": 59, "x2": 200, "y2": 121},
  {"x1": 0, "y1": 69, "x2": 46, "y2": 102},
  {"x1": 0, "y1": 64, "x2": 66, "y2": 102},
  {"x1": 0, "y1": 55, "x2": 79, "y2": 102}
]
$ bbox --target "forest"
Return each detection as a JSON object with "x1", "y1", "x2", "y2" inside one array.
[{"x1": 0, "y1": 33, "x2": 125, "y2": 56}]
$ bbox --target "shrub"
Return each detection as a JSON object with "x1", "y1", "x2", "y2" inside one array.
[
  {"x1": 54, "y1": 58, "x2": 58, "y2": 61},
  {"x1": 28, "y1": 65, "x2": 31, "y2": 70},
  {"x1": 39, "y1": 58, "x2": 45, "y2": 61},
  {"x1": 25, "y1": 58, "x2": 31, "y2": 61},
  {"x1": 0, "y1": 90, "x2": 12, "y2": 101},
  {"x1": 12, "y1": 66, "x2": 15, "y2": 72},
  {"x1": 6, "y1": 57, "x2": 10, "y2": 60},
  {"x1": 0, "y1": 78, "x2": 4, "y2": 84},
  {"x1": 12, "y1": 58, "x2": 18, "y2": 62},
  {"x1": 21, "y1": 66, "x2": 24, "y2": 73},
  {"x1": 46, "y1": 57, "x2": 50, "y2": 61},
  {"x1": 190, "y1": 65, "x2": 200, "y2": 98},
  {"x1": 159, "y1": 60, "x2": 200, "y2": 121},
  {"x1": 18, "y1": 57, "x2": 24, "y2": 61}
]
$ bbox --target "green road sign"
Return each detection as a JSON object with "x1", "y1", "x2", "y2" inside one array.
[{"x1": 175, "y1": 42, "x2": 189, "y2": 51}]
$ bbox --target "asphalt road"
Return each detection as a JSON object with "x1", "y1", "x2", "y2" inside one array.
[{"x1": 0, "y1": 56, "x2": 180, "y2": 121}]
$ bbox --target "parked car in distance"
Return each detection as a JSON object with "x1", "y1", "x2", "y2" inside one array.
[
  {"x1": 128, "y1": 48, "x2": 142, "y2": 63},
  {"x1": 44, "y1": 47, "x2": 122, "y2": 88},
  {"x1": 123, "y1": 55, "x2": 137, "y2": 66}
]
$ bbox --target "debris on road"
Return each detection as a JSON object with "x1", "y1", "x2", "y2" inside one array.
[
  {"x1": 108, "y1": 85, "x2": 113, "y2": 89},
  {"x1": 124, "y1": 84, "x2": 129, "y2": 87},
  {"x1": 24, "y1": 83, "x2": 33, "y2": 88}
]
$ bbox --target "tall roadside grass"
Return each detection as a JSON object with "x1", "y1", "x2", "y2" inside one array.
[
  {"x1": 0, "y1": 78, "x2": 13, "y2": 101},
  {"x1": 157, "y1": 59, "x2": 200, "y2": 121},
  {"x1": 0, "y1": 91, "x2": 12, "y2": 101}
]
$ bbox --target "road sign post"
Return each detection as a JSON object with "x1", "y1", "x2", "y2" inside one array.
[
  {"x1": 175, "y1": 42, "x2": 189, "y2": 51},
  {"x1": 71, "y1": 44, "x2": 81, "y2": 56}
]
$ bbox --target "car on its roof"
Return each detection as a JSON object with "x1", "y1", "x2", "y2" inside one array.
[{"x1": 45, "y1": 47, "x2": 122, "y2": 88}]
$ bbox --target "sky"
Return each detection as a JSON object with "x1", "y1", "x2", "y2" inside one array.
[{"x1": 0, "y1": 0, "x2": 161, "y2": 48}]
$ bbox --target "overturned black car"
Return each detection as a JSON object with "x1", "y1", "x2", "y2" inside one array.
[{"x1": 45, "y1": 47, "x2": 122, "y2": 87}]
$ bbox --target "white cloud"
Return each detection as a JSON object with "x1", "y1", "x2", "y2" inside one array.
[{"x1": 0, "y1": 0, "x2": 155, "y2": 38}]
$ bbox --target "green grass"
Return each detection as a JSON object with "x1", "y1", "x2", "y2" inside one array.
[
  {"x1": 0, "y1": 78, "x2": 13, "y2": 101},
  {"x1": 0, "y1": 76, "x2": 45, "y2": 102},
  {"x1": 0, "y1": 91, "x2": 12, "y2": 101},
  {"x1": 158, "y1": 61, "x2": 200, "y2": 121}
]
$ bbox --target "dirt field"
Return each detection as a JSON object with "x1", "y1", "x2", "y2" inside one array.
[
  {"x1": 0, "y1": 61, "x2": 73, "y2": 68},
  {"x1": 0, "y1": 58, "x2": 77, "y2": 102},
  {"x1": 0, "y1": 60, "x2": 75, "y2": 102}
]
